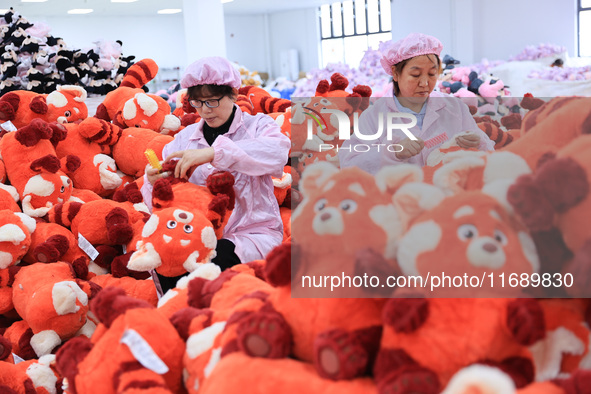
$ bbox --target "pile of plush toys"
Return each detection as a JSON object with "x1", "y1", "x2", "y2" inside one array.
[
  {"x1": 1, "y1": 44, "x2": 591, "y2": 394},
  {"x1": 1, "y1": 8, "x2": 136, "y2": 96}
]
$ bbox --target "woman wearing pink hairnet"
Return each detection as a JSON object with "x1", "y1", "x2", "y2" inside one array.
[
  {"x1": 339, "y1": 33, "x2": 494, "y2": 173},
  {"x1": 142, "y1": 56, "x2": 290, "y2": 292}
]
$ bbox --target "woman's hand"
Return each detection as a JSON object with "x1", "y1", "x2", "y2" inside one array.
[
  {"x1": 456, "y1": 133, "x2": 481, "y2": 149},
  {"x1": 145, "y1": 164, "x2": 171, "y2": 185},
  {"x1": 395, "y1": 137, "x2": 425, "y2": 160},
  {"x1": 165, "y1": 148, "x2": 215, "y2": 179}
]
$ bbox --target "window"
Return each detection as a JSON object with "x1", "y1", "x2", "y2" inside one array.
[
  {"x1": 319, "y1": 0, "x2": 392, "y2": 68},
  {"x1": 579, "y1": 0, "x2": 591, "y2": 56}
]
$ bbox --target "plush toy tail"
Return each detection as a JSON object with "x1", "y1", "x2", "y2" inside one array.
[{"x1": 119, "y1": 58, "x2": 159, "y2": 89}]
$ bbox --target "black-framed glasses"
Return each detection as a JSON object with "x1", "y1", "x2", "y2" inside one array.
[{"x1": 189, "y1": 96, "x2": 225, "y2": 108}]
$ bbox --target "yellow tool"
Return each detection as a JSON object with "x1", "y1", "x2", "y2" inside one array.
[{"x1": 144, "y1": 149, "x2": 162, "y2": 171}]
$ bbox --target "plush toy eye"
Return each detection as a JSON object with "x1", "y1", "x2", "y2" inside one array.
[
  {"x1": 64, "y1": 110, "x2": 71, "y2": 117},
  {"x1": 184, "y1": 224, "x2": 193, "y2": 234},
  {"x1": 340, "y1": 199, "x2": 357, "y2": 213},
  {"x1": 494, "y1": 230, "x2": 508, "y2": 246},
  {"x1": 60, "y1": 185, "x2": 65, "y2": 192},
  {"x1": 167, "y1": 220, "x2": 177, "y2": 229},
  {"x1": 314, "y1": 198, "x2": 327, "y2": 212},
  {"x1": 457, "y1": 224, "x2": 478, "y2": 241}
]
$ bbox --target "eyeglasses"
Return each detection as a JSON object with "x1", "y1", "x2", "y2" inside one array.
[{"x1": 189, "y1": 96, "x2": 225, "y2": 108}]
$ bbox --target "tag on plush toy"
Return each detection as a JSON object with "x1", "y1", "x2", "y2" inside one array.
[
  {"x1": 12, "y1": 353, "x2": 25, "y2": 364},
  {"x1": 1, "y1": 121, "x2": 17, "y2": 132},
  {"x1": 121, "y1": 329, "x2": 169, "y2": 374},
  {"x1": 78, "y1": 233, "x2": 99, "y2": 261}
]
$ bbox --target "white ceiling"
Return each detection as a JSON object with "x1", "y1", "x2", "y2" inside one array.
[{"x1": 4, "y1": 0, "x2": 334, "y2": 18}]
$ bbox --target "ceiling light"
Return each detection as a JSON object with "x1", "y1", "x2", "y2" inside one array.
[
  {"x1": 157, "y1": 8, "x2": 182, "y2": 14},
  {"x1": 21, "y1": 0, "x2": 49, "y2": 2},
  {"x1": 221, "y1": 0, "x2": 234, "y2": 3},
  {"x1": 111, "y1": 0, "x2": 138, "y2": 2},
  {"x1": 67, "y1": 8, "x2": 94, "y2": 14}
]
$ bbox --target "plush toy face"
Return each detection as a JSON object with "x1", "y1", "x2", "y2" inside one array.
[
  {"x1": 397, "y1": 191, "x2": 539, "y2": 296},
  {"x1": 45, "y1": 85, "x2": 88, "y2": 124},
  {"x1": 22, "y1": 173, "x2": 73, "y2": 217},
  {"x1": 0, "y1": 210, "x2": 36, "y2": 269},
  {"x1": 120, "y1": 93, "x2": 181, "y2": 134},
  {"x1": 127, "y1": 207, "x2": 217, "y2": 277},
  {"x1": 292, "y1": 163, "x2": 400, "y2": 285}
]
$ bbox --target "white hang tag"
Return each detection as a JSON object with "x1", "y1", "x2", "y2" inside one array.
[
  {"x1": 12, "y1": 352, "x2": 25, "y2": 364},
  {"x1": 78, "y1": 233, "x2": 99, "y2": 261},
  {"x1": 120, "y1": 329, "x2": 169, "y2": 374},
  {"x1": 1, "y1": 121, "x2": 17, "y2": 132}
]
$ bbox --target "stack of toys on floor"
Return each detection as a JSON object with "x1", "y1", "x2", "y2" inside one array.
[
  {"x1": 1, "y1": 7, "x2": 137, "y2": 96},
  {"x1": 2, "y1": 7, "x2": 591, "y2": 394}
]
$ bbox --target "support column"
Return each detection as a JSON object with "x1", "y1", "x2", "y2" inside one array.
[{"x1": 182, "y1": 0, "x2": 227, "y2": 67}]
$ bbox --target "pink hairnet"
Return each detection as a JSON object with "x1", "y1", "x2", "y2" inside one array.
[
  {"x1": 180, "y1": 56, "x2": 241, "y2": 89},
  {"x1": 380, "y1": 33, "x2": 443, "y2": 75}
]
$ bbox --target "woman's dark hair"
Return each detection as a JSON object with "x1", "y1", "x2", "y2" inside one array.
[
  {"x1": 187, "y1": 84, "x2": 235, "y2": 100},
  {"x1": 392, "y1": 54, "x2": 441, "y2": 96}
]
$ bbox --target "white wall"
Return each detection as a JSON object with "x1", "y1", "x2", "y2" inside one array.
[
  {"x1": 225, "y1": 14, "x2": 270, "y2": 74},
  {"x1": 268, "y1": 8, "x2": 320, "y2": 79},
  {"x1": 30, "y1": 15, "x2": 186, "y2": 69},
  {"x1": 473, "y1": 0, "x2": 576, "y2": 63},
  {"x1": 391, "y1": 0, "x2": 576, "y2": 66}
]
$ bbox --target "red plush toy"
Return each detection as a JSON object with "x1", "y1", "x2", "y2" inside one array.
[
  {"x1": 54, "y1": 117, "x2": 124, "y2": 197},
  {"x1": 0, "y1": 209, "x2": 37, "y2": 269},
  {"x1": 95, "y1": 58, "x2": 181, "y2": 135},
  {"x1": 0, "y1": 119, "x2": 80, "y2": 217},
  {"x1": 127, "y1": 172, "x2": 235, "y2": 281},
  {"x1": 0, "y1": 84, "x2": 89, "y2": 128},
  {"x1": 12, "y1": 262, "x2": 97, "y2": 357},
  {"x1": 55, "y1": 286, "x2": 185, "y2": 394}
]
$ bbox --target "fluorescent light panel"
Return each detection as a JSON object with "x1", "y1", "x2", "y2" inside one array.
[
  {"x1": 67, "y1": 8, "x2": 94, "y2": 14},
  {"x1": 111, "y1": 0, "x2": 138, "y2": 2},
  {"x1": 157, "y1": 8, "x2": 182, "y2": 14},
  {"x1": 221, "y1": 0, "x2": 234, "y2": 3}
]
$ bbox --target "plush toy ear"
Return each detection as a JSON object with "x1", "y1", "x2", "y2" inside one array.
[
  {"x1": 299, "y1": 161, "x2": 339, "y2": 197},
  {"x1": 53, "y1": 84, "x2": 87, "y2": 102},
  {"x1": 14, "y1": 212, "x2": 36, "y2": 234},
  {"x1": 375, "y1": 164, "x2": 424, "y2": 195},
  {"x1": 392, "y1": 182, "x2": 446, "y2": 231}
]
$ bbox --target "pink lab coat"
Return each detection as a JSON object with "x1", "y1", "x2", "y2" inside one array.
[
  {"x1": 338, "y1": 93, "x2": 495, "y2": 174},
  {"x1": 142, "y1": 105, "x2": 291, "y2": 263}
]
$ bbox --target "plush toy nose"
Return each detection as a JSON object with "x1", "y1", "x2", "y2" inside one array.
[
  {"x1": 320, "y1": 212, "x2": 332, "y2": 222},
  {"x1": 482, "y1": 242, "x2": 498, "y2": 253}
]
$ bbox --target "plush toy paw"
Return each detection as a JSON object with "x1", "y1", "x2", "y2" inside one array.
[
  {"x1": 236, "y1": 310, "x2": 292, "y2": 358},
  {"x1": 33, "y1": 234, "x2": 69, "y2": 263},
  {"x1": 314, "y1": 328, "x2": 369, "y2": 380},
  {"x1": 383, "y1": 298, "x2": 430, "y2": 333},
  {"x1": 506, "y1": 299, "x2": 546, "y2": 346},
  {"x1": 377, "y1": 364, "x2": 440, "y2": 394},
  {"x1": 507, "y1": 175, "x2": 555, "y2": 231},
  {"x1": 105, "y1": 207, "x2": 134, "y2": 244},
  {"x1": 264, "y1": 242, "x2": 293, "y2": 287}
]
